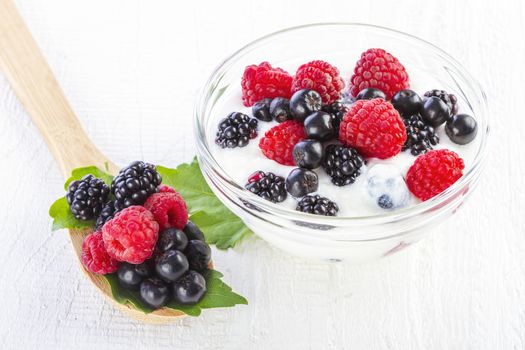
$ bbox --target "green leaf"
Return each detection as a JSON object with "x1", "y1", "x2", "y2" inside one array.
[
  {"x1": 49, "y1": 197, "x2": 94, "y2": 231},
  {"x1": 49, "y1": 166, "x2": 114, "y2": 231},
  {"x1": 104, "y1": 270, "x2": 247, "y2": 316},
  {"x1": 157, "y1": 159, "x2": 253, "y2": 249}
]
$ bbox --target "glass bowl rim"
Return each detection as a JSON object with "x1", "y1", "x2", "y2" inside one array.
[{"x1": 194, "y1": 22, "x2": 489, "y2": 226}]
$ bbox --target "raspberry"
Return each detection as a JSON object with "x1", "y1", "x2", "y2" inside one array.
[
  {"x1": 241, "y1": 62, "x2": 293, "y2": 107},
  {"x1": 158, "y1": 185, "x2": 176, "y2": 193},
  {"x1": 144, "y1": 192, "x2": 188, "y2": 230},
  {"x1": 291, "y1": 60, "x2": 345, "y2": 104},
  {"x1": 406, "y1": 149, "x2": 465, "y2": 201},
  {"x1": 339, "y1": 98, "x2": 406, "y2": 159},
  {"x1": 349, "y1": 48, "x2": 409, "y2": 100},
  {"x1": 81, "y1": 231, "x2": 119, "y2": 274},
  {"x1": 102, "y1": 206, "x2": 159, "y2": 264},
  {"x1": 259, "y1": 120, "x2": 306, "y2": 165}
]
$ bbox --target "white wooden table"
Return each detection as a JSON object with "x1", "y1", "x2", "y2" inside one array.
[{"x1": 0, "y1": 1, "x2": 523, "y2": 349}]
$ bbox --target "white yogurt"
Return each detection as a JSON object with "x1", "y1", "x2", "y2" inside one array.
[{"x1": 208, "y1": 71, "x2": 481, "y2": 218}]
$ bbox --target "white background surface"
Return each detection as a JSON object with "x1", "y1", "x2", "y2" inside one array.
[{"x1": 0, "y1": 0, "x2": 524, "y2": 349}]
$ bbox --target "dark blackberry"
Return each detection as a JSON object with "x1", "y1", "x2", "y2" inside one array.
[
  {"x1": 322, "y1": 145, "x2": 364, "y2": 186},
  {"x1": 322, "y1": 101, "x2": 348, "y2": 130},
  {"x1": 111, "y1": 161, "x2": 162, "y2": 210},
  {"x1": 66, "y1": 174, "x2": 110, "y2": 221},
  {"x1": 95, "y1": 200, "x2": 117, "y2": 230},
  {"x1": 423, "y1": 89, "x2": 458, "y2": 116},
  {"x1": 296, "y1": 195, "x2": 339, "y2": 216},
  {"x1": 402, "y1": 114, "x2": 440, "y2": 156},
  {"x1": 245, "y1": 171, "x2": 287, "y2": 203},
  {"x1": 215, "y1": 112, "x2": 258, "y2": 148}
]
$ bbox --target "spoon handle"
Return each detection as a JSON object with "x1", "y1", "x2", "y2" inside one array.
[{"x1": 0, "y1": 0, "x2": 117, "y2": 177}]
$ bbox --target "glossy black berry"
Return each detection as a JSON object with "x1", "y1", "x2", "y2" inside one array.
[
  {"x1": 402, "y1": 114, "x2": 440, "y2": 156},
  {"x1": 285, "y1": 168, "x2": 319, "y2": 198},
  {"x1": 290, "y1": 89, "x2": 323, "y2": 122},
  {"x1": 252, "y1": 98, "x2": 272, "y2": 122},
  {"x1": 445, "y1": 114, "x2": 478, "y2": 145},
  {"x1": 215, "y1": 112, "x2": 258, "y2": 148},
  {"x1": 296, "y1": 195, "x2": 339, "y2": 216},
  {"x1": 421, "y1": 96, "x2": 450, "y2": 127},
  {"x1": 424, "y1": 89, "x2": 458, "y2": 115},
  {"x1": 269, "y1": 97, "x2": 292, "y2": 123},
  {"x1": 391, "y1": 89, "x2": 423, "y2": 116},
  {"x1": 157, "y1": 228, "x2": 188, "y2": 252},
  {"x1": 245, "y1": 171, "x2": 287, "y2": 203},
  {"x1": 155, "y1": 250, "x2": 189, "y2": 282},
  {"x1": 172, "y1": 270, "x2": 207, "y2": 305},
  {"x1": 117, "y1": 262, "x2": 152, "y2": 290},
  {"x1": 111, "y1": 161, "x2": 162, "y2": 211},
  {"x1": 185, "y1": 240, "x2": 212, "y2": 272},
  {"x1": 356, "y1": 88, "x2": 386, "y2": 100},
  {"x1": 304, "y1": 111, "x2": 335, "y2": 141},
  {"x1": 139, "y1": 278, "x2": 170, "y2": 309},
  {"x1": 322, "y1": 144, "x2": 364, "y2": 186},
  {"x1": 66, "y1": 174, "x2": 110, "y2": 221},
  {"x1": 183, "y1": 221, "x2": 205, "y2": 242},
  {"x1": 292, "y1": 139, "x2": 323, "y2": 169},
  {"x1": 322, "y1": 101, "x2": 348, "y2": 131},
  {"x1": 95, "y1": 200, "x2": 117, "y2": 230}
]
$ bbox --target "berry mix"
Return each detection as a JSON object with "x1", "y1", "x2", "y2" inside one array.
[
  {"x1": 213, "y1": 48, "x2": 478, "y2": 216},
  {"x1": 67, "y1": 161, "x2": 211, "y2": 310}
]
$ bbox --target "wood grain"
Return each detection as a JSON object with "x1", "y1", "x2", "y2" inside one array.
[
  {"x1": 0, "y1": 0, "x2": 186, "y2": 324},
  {"x1": 0, "y1": 0, "x2": 524, "y2": 349}
]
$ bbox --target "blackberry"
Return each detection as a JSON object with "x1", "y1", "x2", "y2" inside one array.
[
  {"x1": 111, "y1": 161, "x2": 162, "y2": 210},
  {"x1": 245, "y1": 171, "x2": 287, "y2": 203},
  {"x1": 423, "y1": 89, "x2": 458, "y2": 116},
  {"x1": 322, "y1": 101, "x2": 348, "y2": 130},
  {"x1": 66, "y1": 174, "x2": 110, "y2": 221},
  {"x1": 322, "y1": 145, "x2": 364, "y2": 186},
  {"x1": 215, "y1": 112, "x2": 258, "y2": 148},
  {"x1": 95, "y1": 200, "x2": 117, "y2": 230},
  {"x1": 402, "y1": 114, "x2": 440, "y2": 156},
  {"x1": 296, "y1": 195, "x2": 339, "y2": 216}
]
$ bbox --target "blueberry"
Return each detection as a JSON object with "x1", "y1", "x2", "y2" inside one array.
[
  {"x1": 185, "y1": 240, "x2": 212, "y2": 272},
  {"x1": 157, "y1": 228, "x2": 188, "y2": 252},
  {"x1": 269, "y1": 97, "x2": 291, "y2": 123},
  {"x1": 421, "y1": 96, "x2": 450, "y2": 127},
  {"x1": 183, "y1": 221, "x2": 205, "y2": 241},
  {"x1": 304, "y1": 111, "x2": 335, "y2": 141},
  {"x1": 445, "y1": 114, "x2": 478, "y2": 145},
  {"x1": 377, "y1": 194, "x2": 394, "y2": 209},
  {"x1": 252, "y1": 98, "x2": 272, "y2": 122},
  {"x1": 172, "y1": 271, "x2": 207, "y2": 305},
  {"x1": 292, "y1": 139, "x2": 323, "y2": 169},
  {"x1": 285, "y1": 168, "x2": 319, "y2": 198},
  {"x1": 117, "y1": 262, "x2": 152, "y2": 290},
  {"x1": 391, "y1": 89, "x2": 423, "y2": 116},
  {"x1": 139, "y1": 278, "x2": 170, "y2": 309},
  {"x1": 289, "y1": 89, "x2": 323, "y2": 122},
  {"x1": 155, "y1": 250, "x2": 189, "y2": 282},
  {"x1": 356, "y1": 88, "x2": 386, "y2": 100},
  {"x1": 366, "y1": 164, "x2": 409, "y2": 210}
]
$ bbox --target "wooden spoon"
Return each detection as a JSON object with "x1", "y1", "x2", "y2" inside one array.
[{"x1": 0, "y1": 0, "x2": 185, "y2": 323}]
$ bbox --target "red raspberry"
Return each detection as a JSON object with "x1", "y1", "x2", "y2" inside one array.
[
  {"x1": 406, "y1": 149, "x2": 465, "y2": 201},
  {"x1": 81, "y1": 231, "x2": 119, "y2": 275},
  {"x1": 339, "y1": 98, "x2": 406, "y2": 159},
  {"x1": 259, "y1": 120, "x2": 306, "y2": 166},
  {"x1": 158, "y1": 184, "x2": 176, "y2": 193},
  {"x1": 291, "y1": 60, "x2": 345, "y2": 104},
  {"x1": 241, "y1": 62, "x2": 293, "y2": 107},
  {"x1": 144, "y1": 192, "x2": 188, "y2": 230},
  {"x1": 102, "y1": 206, "x2": 159, "y2": 264},
  {"x1": 349, "y1": 48, "x2": 409, "y2": 100}
]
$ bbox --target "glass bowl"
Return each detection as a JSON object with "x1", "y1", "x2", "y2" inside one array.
[{"x1": 193, "y1": 23, "x2": 489, "y2": 263}]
